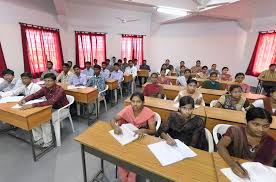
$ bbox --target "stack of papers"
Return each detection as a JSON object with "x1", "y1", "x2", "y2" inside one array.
[
  {"x1": 12, "y1": 99, "x2": 46, "y2": 109},
  {"x1": 67, "y1": 85, "x2": 86, "y2": 89},
  {"x1": 148, "y1": 139, "x2": 197, "y2": 166},
  {"x1": 109, "y1": 123, "x2": 139, "y2": 145},
  {"x1": 0, "y1": 96, "x2": 24, "y2": 103},
  {"x1": 221, "y1": 162, "x2": 276, "y2": 182}
]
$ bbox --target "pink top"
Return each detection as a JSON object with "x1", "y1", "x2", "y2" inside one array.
[
  {"x1": 220, "y1": 73, "x2": 232, "y2": 81},
  {"x1": 118, "y1": 105, "x2": 155, "y2": 128},
  {"x1": 157, "y1": 77, "x2": 171, "y2": 85}
]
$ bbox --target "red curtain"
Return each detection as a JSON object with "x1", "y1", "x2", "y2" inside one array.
[
  {"x1": 246, "y1": 31, "x2": 276, "y2": 77},
  {"x1": 75, "y1": 32, "x2": 106, "y2": 69},
  {"x1": 121, "y1": 34, "x2": 144, "y2": 65},
  {"x1": 0, "y1": 42, "x2": 7, "y2": 75},
  {"x1": 20, "y1": 23, "x2": 64, "y2": 78}
]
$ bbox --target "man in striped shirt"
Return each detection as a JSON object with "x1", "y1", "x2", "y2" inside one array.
[{"x1": 258, "y1": 64, "x2": 276, "y2": 96}]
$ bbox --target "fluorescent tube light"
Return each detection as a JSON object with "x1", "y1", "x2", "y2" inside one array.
[{"x1": 157, "y1": 6, "x2": 190, "y2": 16}]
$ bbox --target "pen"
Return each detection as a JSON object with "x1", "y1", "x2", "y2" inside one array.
[{"x1": 235, "y1": 161, "x2": 251, "y2": 180}]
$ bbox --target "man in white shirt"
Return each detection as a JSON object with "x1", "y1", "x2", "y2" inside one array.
[
  {"x1": 41, "y1": 61, "x2": 58, "y2": 79},
  {"x1": 101, "y1": 62, "x2": 111, "y2": 81},
  {"x1": 125, "y1": 60, "x2": 138, "y2": 77},
  {"x1": 57, "y1": 63, "x2": 73, "y2": 84},
  {"x1": 0, "y1": 69, "x2": 24, "y2": 98}
]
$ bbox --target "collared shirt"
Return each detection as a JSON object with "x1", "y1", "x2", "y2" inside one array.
[
  {"x1": 0, "y1": 78, "x2": 24, "y2": 97},
  {"x1": 101, "y1": 69, "x2": 110, "y2": 81},
  {"x1": 125, "y1": 66, "x2": 138, "y2": 77},
  {"x1": 82, "y1": 68, "x2": 94, "y2": 77},
  {"x1": 57, "y1": 71, "x2": 73, "y2": 84},
  {"x1": 110, "y1": 70, "x2": 124, "y2": 82},
  {"x1": 106, "y1": 65, "x2": 113, "y2": 72},
  {"x1": 87, "y1": 75, "x2": 106, "y2": 95},
  {"x1": 259, "y1": 70, "x2": 276, "y2": 80},
  {"x1": 68, "y1": 73, "x2": 87, "y2": 86},
  {"x1": 176, "y1": 76, "x2": 187, "y2": 86},
  {"x1": 24, "y1": 84, "x2": 69, "y2": 109},
  {"x1": 41, "y1": 69, "x2": 58, "y2": 78},
  {"x1": 140, "y1": 64, "x2": 151, "y2": 71},
  {"x1": 191, "y1": 66, "x2": 202, "y2": 74},
  {"x1": 23, "y1": 82, "x2": 42, "y2": 96}
]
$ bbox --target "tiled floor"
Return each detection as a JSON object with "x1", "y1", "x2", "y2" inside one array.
[{"x1": 0, "y1": 94, "x2": 129, "y2": 182}]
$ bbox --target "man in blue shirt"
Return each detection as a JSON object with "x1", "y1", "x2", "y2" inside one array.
[
  {"x1": 110, "y1": 63, "x2": 123, "y2": 82},
  {"x1": 101, "y1": 62, "x2": 111, "y2": 81},
  {"x1": 69, "y1": 65, "x2": 87, "y2": 86},
  {"x1": 87, "y1": 65, "x2": 106, "y2": 95},
  {"x1": 82, "y1": 61, "x2": 94, "y2": 78}
]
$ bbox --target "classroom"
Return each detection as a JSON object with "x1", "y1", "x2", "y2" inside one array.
[{"x1": 0, "y1": 0, "x2": 276, "y2": 182}]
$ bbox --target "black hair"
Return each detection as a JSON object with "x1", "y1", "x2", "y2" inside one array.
[
  {"x1": 94, "y1": 65, "x2": 101, "y2": 69},
  {"x1": 184, "y1": 69, "x2": 191, "y2": 73},
  {"x1": 212, "y1": 64, "x2": 217, "y2": 66},
  {"x1": 118, "y1": 59, "x2": 122, "y2": 63},
  {"x1": 151, "y1": 72, "x2": 158, "y2": 77},
  {"x1": 43, "y1": 73, "x2": 56, "y2": 80},
  {"x1": 222, "y1": 67, "x2": 229, "y2": 71},
  {"x1": 20, "y1": 72, "x2": 33, "y2": 78},
  {"x1": 180, "y1": 65, "x2": 185, "y2": 69},
  {"x1": 160, "y1": 68, "x2": 166, "y2": 72},
  {"x1": 168, "y1": 65, "x2": 174, "y2": 70},
  {"x1": 270, "y1": 87, "x2": 276, "y2": 94},
  {"x1": 202, "y1": 66, "x2": 208, "y2": 69},
  {"x1": 112, "y1": 56, "x2": 116, "y2": 59},
  {"x1": 143, "y1": 60, "x2": 147, "y2": 62},
  {"x1": 67, "y1": 61, "x2": 72, "y2": 64},
  {"x1": 85, "y1": 61, "x2": 91, "y2": 65},
  {"x1": 180, "y1": 61, "x2": 185, "y2": 64},
  {"x1": 235, "y1": 72, "x2": 245, "y2": 79},
  {"x1": 106, "y1": 59, "x2": 110, "y2": 62},
  {"x1": 128, "y1": 60, "x2": 133, "y2": 63},
  {"x1": 246, "y1": 107, "x2": 272, "y2": 124},
  {"x1": 179, "y1": 96, "x2": 195, "y2": 108},
  {"x1": 229, "y1": 85, "x2": 242, "y2": 92},
  {"x1": 2, "y1": 69, "x2": 14, "y2": 76},
  {"x1": 102, "y1": 62, "x2": 107, "y2": 65},
  {"x1": 210, "y1": 72, "x2": 218, "y2": 77},
  {"x1": 123, "y1": 57, "x2": 127, "y2": 60},
  {"x1": 114, "y1": 63, "x2": 120, "y2": 67},
  {"x1": 130, "y1": 92, "x2": 144, "y2": 102},
  {"x1": 187, "y1": 78, "x2": 197, "y2": 85},
  {"x1": 93, "y1": 59, "x2": 98, "y2": 62},
  {"x1": 196, "y1": 60, "x2": 201, "y2": 63},
  {"x1": 47, "y1": 61, "x2": 53, "y2": 65},
  {"x1": 73, "y1": 65, "x2": 80, "y2": 69},
  {"x1": 63, "y1": 63, "x2": 69, "y2": 67},
  {"x1": 269, "y1": 63, "x2": 276, "y2": 67}
]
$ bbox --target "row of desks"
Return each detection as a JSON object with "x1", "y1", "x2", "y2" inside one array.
[
  {"x1": 143, "y1": 83, "x2": 267, "y2": 104},
  {"x1": 124, "y1": 96, "x2": 276, "y2": 139},
  {"x1": 75, "y1": 121, "x2": 247, "y2": 182}
]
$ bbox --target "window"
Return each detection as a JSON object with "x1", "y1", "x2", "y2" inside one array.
[
  {"x1": 0, "y1": 42, "x2": 7, "y2": 75},
  {"x1": 20, "y1": 23, "x2": 63, "y2": 77},
  {"x1": 121, "y1": 34, "x2": 144, "y2": 65},
  {"x1": 246, "y1": 31, "x2": 276, "y2": 76},
  {"x1": 75, "y1": 32, "x2": 106, "y2": 68}
]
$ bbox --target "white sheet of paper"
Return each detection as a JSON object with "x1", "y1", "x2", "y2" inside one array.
[
  {"x1": 67, "y1": 85, "x2": 86, "y2": 90},
  {"x1": 221, "y1": 162, "x2": 276, "y2": 182},
  {"x1": 0, "y1": 96, "x2": 24, "y2": 103},
  {"x1": 12, "y1": 99, "x2": 46, "y2": 109},
  {"x1": 109, "y1": 123, "x2": 139, "y2": 145},
  {"x1": 148, "y1": 139, "x2": 197, "y2": 166}
]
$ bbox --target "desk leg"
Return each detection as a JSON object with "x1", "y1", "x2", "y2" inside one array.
[
  {"x1": 29, "y1": 130, "x2": 37, "y2": 162},
  {"x1": 96, "y1": 98, "x2": 99, "y2": 119},
  {"x1": 81, "y1": 144, "x2": 88, "y2": 182},
  {"x1": 114, "y1": 89, "x2": 118, "y2": 103}
]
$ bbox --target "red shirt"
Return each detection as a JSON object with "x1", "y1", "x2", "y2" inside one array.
[
  {"x1": 143, "y1": 83, "x2": 163, "y2": 97},
  {"x1": 24, "y1": 84, "x2": 69, "y2": 109}
]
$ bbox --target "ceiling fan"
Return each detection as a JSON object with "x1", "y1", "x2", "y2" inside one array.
[{"x1": 115, "y1": 17, "x2": 139, "y2": 23}]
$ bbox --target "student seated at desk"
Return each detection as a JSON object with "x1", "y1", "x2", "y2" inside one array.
[
  {"x1": 157, "y1": 68, "x2": 171, "y2": 85},
  {"x1": 176, "y1": 68, "x2": 192, "y2": 86},
  {"x1": 143, "y1": 73, "x2": 164, "y2": 99},
  {"x1": 19, "y1": 73, "x2": 69, "y2": 148},
  {"x1": 217, "y1": 107, "x2": 276, "y2": 178},
  {"x1": 215, "y1": 85, "x2": 249, "y2": 111},
  {"x1": 202, "y1": 72, "x2": 221, "y2": 90},
  {"x1": 220, "y1": 67, "x2": 232, "y2": 81},
  {"x1": 57, "y1": 63, "x2": 73, "y2": 84},
  {"x1": 174, "y1": 79, "x2": 205, "y2": 106},
  {"x1": 105, "y1": 59, "x2": 113, "y2": 72},
  {"x1": 208, "y1": 64, "x2": 220, "y2": 75},
  {"x1": 109, "y1": 63, "x2": 124, "y2": 82},
  {"x1": 196, "y1": 65, "x2": 209, "y2": 79},
  {"x1": 81, "y1": 61, "x2": 94, "y2": 78},
  {"x1": 87, "y1": 65, "x2": 106, "y2": 95},
  {"x1": 139, "y1": 60, "x2": 151, "y2": 85},
  {"x1": 121, "y1": 58, "x2": 128, "y2": 72},
  {"x1": 69, "y1": 65, "x2": 87, "y2": 86},
  {"x1": 0, "y1": 69, "x2": 24, "y2": 98},
  {"x1": 166, "y1": 65, "x2": 174, "y2": 76},
  {"x1": 175, "y1": 61, "x2": 186, "y2": 76},
  {"x1": 92, "y1": 59, "x2": 99, "y2": 68},
  {"x1": 125, "y1": 60, "x2": 138, "y2": 78},
  {"x1": 252, "y1": 87, "x2": 276, "y2": 115},
  {"x1": 157, "y1": 96, "x2": 208, "y2": 151},
  {"x1": 41, "y1": 61, "x2": 58, "y2": 80},
  {"x1": 258, "y1": 63, "x2": 276, "y2": 96},
  {"x1": 234, "y1": 73, "x2": 251, "y2": 93},
  {"x1": 111, "y1": 92, "x2": 156, "y2": 182},
  {"x1": 191, "y1": 60, "x2": 202, "y2": 75},
  {"x1": 100, "y1": 62, "x2": 110, "y2": 81}
]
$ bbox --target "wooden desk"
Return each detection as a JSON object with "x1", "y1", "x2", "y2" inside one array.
[
  {"x1": 137, "y1": 70, "x2": 149, "y2": 77},
  {"x1": 166, "y1": 76, "x2": 177, "y2": 85},
  {"x1": 124, "y1": 96, "x2": 206, "y2": 121},
  {"x1": 171, "y1": 72, "x2": 177, "y2": 76},
  {"x1": 106, "y1": 79, "x2": 119, "y2": 103},
  {"x1": 212, "y1": 152, "x2": 247, "y2": 182},
  {"x1": 205, "y1": 107, "x2": 276, "y2": 139},
  {"x1": 75, "y1": 121, "x2": 217, "y2": 182},
  {"x1": 123, "y1": 74, "x2": 133, "y2": 83},
  {"x1": 0, "y1": 103, "x2": 55, "y2": 161}
]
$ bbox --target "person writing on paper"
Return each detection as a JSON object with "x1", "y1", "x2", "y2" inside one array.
[
  {"x1": 158, "y1": 96, "x2": 208, "y2": 151},
  {"x1": 251, "y1": 87, "x2": 276, "y2": 115},
  {"x1": 69, "y1": 65, "x2": 87, "y2": 86},
  {"x1": 143, "y1": 73, "x2": 164, "y2": 99},
  {"x1": 110, "y1": 92, "x2": 156, "y2": 182},
  {"x1": 174, "y1": 79, "x2": 205, "y2": 106},
  {"x1": 217, "y1": 107, "x2": 276, "y2": 178},
  {"x1": 215, "y1": 85, "x2": 249, "y2": 111},
  {"x1": 0, "y1": 69, "x2": 24, "y2": 98},
  {"x1": 18, "y1": 73, "x2": 69, "y2": 148},
  {"x1": 157, "y1": 68, "x2": 171, "y2": 85}
]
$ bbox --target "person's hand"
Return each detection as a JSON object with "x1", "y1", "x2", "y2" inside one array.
[
  {"x1": 114, "y1": 126, "x2": 122, "y2": 135},
  {"x1": 18, "y1": 99, "x2": 26, "y2": 106},
  {"x1": 230, "y1": 163, "x2": 249, "y2": 178},
  {"x1": 166, "y1": 136, "x2": 176, "y2": 146},
  {"x1": 20, "y1": 104, "x2": 33, "y2": 110},
  {"x1": 134, "y1": 129, "x2": 145, "y2": 139}
]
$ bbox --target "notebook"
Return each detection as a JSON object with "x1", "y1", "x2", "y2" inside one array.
[
  {"x1": 148, "y1": 139, "x2": 197, "y2": 166},
  {"x1": 221, "y1": 162, "x2": 276, "y2": 182},
  {"x1": 12, "y1": 99, "x2": 46, "y2": 109},
  {"x1": 0, "y1": 96, "x2": 24, "y2": 103},
  {"x1": 109, "y1": 123, "x2": 139, "y2": 145}
]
